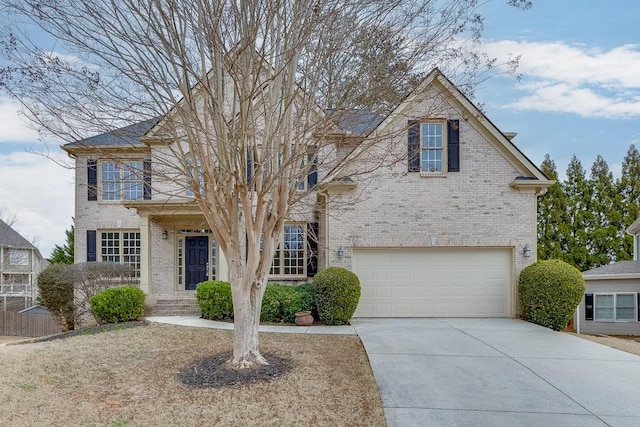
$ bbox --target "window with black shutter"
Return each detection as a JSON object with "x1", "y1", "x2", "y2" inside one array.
[
  {"x1": 447, "y1": 119, "x2": 460, "y2": 172},
  {"x1": 307, "y1": 155, "x2": 318, "y2": 189},
  {"x1": 87, "y1": 159, "x2": 98, "y2": 201},
  {"x1": 87, "y1": 230, "x2": 97, "y2": 262},
  {"x1": 306, "y1": 222, "x2": 319, "y2": 277},
  {"x1": 407, "y1": 120, "x2": 420, "y2": 172},
  {"x1": 143, "y1": 159, "x2": 152, "y2": 200},
  {"x1": 408, "y1": 119, "x2": 460, "y2": 174},
  {"x1": 585, "y1": 293, "x2": 594, "y2": 321}
]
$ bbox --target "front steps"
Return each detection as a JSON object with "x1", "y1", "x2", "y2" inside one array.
[{"x1": 146, "y1": 292, "x2": 201, "y2": 317}]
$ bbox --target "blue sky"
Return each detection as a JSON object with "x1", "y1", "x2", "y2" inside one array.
[{"x1": 0, "y1": 0, "x2": 638, "y2": 256}]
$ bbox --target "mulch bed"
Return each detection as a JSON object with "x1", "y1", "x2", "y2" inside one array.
[{"x1": 178, "y1": 351, "x2": 294, "y2": 388}]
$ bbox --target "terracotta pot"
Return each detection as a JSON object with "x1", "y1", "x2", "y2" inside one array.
[{"x1": 294, "y1": 311, "x2": 314, "y2": 326}]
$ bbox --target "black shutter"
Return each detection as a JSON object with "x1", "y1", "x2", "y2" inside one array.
[
  {"x1": 407, "y1": 120, "x2": 420, "y2": 172},
  {"x1": 87, "y1": 159, "x2": 98, "y2": 201},
  {"x1": 87, "y1": 230, "x2": 97, "y2": 262},
  {"x1": 637, "y1": 293, "x2": 640, "y2": 321},
  {"x1": 306, "y1": 222, "x2": 319, "y2": 277},
  {"x1": 447, "y1": 119, "x2": 460, "y2": 172},
  {"x1": 585, "y1": 293, "x2": 594, "y2": 321},
  {"x1": 307, "y1": 154, "x2": 318, "y2": 188},
  {"x1": 143, "y1": 159, "x2": 152, "y2": 200}
]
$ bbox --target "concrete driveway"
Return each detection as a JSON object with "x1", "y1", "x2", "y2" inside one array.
[{"x1": 351, "y1": 318, "x2": 640, "y2": 427}]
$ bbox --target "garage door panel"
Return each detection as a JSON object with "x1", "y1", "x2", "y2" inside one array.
[{"x1": 353, "y1": 248, "x2": 511, "y2": 317}]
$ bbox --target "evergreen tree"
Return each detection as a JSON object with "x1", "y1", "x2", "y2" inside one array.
[
  {"x1": 563, "y1": 155, "x2": 592, "y2": 270},
  {"x1": 588, "y1": 155, "x2": 621, "y2": 267},
  {"x1": 537, "y1": 154, "x2": 570, "y2": 260},
  {"x1": 619, "y1": 144, "x2": 640, "y2": 258},
  {"x1": 48, "y1": 224, "x2": 74, "y2": 264}
]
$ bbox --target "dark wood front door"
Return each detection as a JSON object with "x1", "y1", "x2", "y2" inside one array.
[{"x1": 185, "y1": 236, "x2": 208, "y2": 290}]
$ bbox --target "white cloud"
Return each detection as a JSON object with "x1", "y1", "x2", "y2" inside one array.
[
  {"x1": 0, "y1": 97, "x2": 42, "y2": 142},
  {"x1": 483, "y1": 40, "x2": 640, "y2": 118},
  {"x1": 0, "y1": 150, "x2": 74, "y2": 258}
]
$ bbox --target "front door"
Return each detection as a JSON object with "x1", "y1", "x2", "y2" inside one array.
[{"x1": 185, "y1": 236, "x2": 208, "y2": 290}]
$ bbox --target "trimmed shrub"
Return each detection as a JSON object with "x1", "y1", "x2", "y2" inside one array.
[
  {"x1": 282, "y1": 285, "x2": 314, "y2": 323},
  {"x1": 196, "y1": 281, "x2": 233, "y2": 320},
  {"x1": 260, "y1": 284, "x2": 314, "y2": 323},
  {"x1": 89, "y1": 286, "x2": 145, "y2": 324},
  {"x1": 294, "y1": 283, "x2": 317, "y2": 319},
  {"x1": 196, "y1": 281, "x2": 315, "y2": 323},
  {"x1": 518, "y1": 259, "x2": 585, "y2": 331},
  {"x1": 37, "y1": 263, "x2": 76, "y2": 331},
  {"x1": 313, "y1": 267, "x2": 361, "y2": 325}
]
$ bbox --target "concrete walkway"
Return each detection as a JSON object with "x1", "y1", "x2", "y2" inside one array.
[
  {"x1": 146, "y1": 315, "x2": 357, "y2": 335},
  {"x1": 351, "y1": 318, "x2": 640, "y2": 427}
]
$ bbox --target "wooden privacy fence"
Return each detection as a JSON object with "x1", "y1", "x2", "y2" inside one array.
[{"x1": 0, "y1": 311, "x2": 61, "y2": 337}]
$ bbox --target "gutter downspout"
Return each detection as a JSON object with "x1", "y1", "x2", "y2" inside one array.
[{"x1": 318, "y1": 191, "x2": 329, "y2": 269}]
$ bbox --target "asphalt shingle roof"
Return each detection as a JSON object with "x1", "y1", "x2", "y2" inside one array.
[
  {"x1": 62, "y1": 118, "x2": 158, "y2": 150},
  {"x1": 326, "y1": 109, "x2": 385, "y2": 136},
  {"x1": 582, "y1": 260, "x2": 640, "y2": 276},
  {"x1": 0, "y1": 219, "x2": 36, "y2": 249}
]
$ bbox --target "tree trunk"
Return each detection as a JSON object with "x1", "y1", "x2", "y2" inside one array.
[{"x1": 228, "y1": 270, "x2": 268, "y2": 369}]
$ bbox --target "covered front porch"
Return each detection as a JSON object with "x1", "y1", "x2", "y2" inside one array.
[{"x1": 125, "y1": 201, "x2": 230, "y2": 296}]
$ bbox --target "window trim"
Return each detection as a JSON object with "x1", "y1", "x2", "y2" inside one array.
[
  {"x1": 419, "y1": 120, "x2": 447, "y2": 176},
  {"x1": 99, "y1": 159, "x2": 148, "y2": 202},
  {"x1": 594, "y1": 292, "x2": 637, "y2": 322},
  {"x1": 98, "y1": 229, "x2": 141, "y2": 277},
  {"x1": 266, "y1": 223, "x2": 308, "y2": 278}
]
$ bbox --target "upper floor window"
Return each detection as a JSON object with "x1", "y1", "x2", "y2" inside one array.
[
  {"x1": 186, "y1": 156, "x2": 204, "y2": 197},
  {"x1": 421, "y1": 123, "x2": 444, "y2": 173},
  {"x1": 7, "y1": 249, "x2": 30, "y2": 266},
  {"x1": 408, "y1": 119, "x2": 460, "y2": 174},
  {"x1": 297, "y1": 154, "x2": 318, "y2": 191},
  {"x1": 93, "y1": 159, "x2": 151, "y2": 201}
]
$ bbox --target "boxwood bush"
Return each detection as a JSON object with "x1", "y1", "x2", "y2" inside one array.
[
  {"x1": 313, "y1": 267, "x2": 361, "y2": 325},
  {"x1": 261, "y1": 284, "x2": 314, "y2": 323},
  {"x1": 196, "y1": 281, "x2": 233, "y2": 320},
  {"x1": 518, "y1": 259, "x2": 585, "y2": 331},
  {"x1": 196, "y1": 281, "x2": 314, "y2": 323},
  {"x1": 89, "y1": 286, "x2": 145, "y2": 324}
]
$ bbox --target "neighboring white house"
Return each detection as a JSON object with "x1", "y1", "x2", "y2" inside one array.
[
  {"x1": 575, "y1": 217, "x2": 640, "y2": 334},
  {"x1": 62, "y1": 69, "x2": 552, "y2": 318},
  {"x1": 0, "y1": 219, "x2": 45, "y2": 309}
]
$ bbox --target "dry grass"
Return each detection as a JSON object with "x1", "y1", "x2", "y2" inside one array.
[
  {"x1": 0, "y1": 323, "x2": 385, "y2": 427},
  {"x1": 571, "y1": 333, "x2": 640, "y2": 357}
]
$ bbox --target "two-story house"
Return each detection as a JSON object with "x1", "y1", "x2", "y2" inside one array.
[
  {"x1": 0, "y1": 218, "x2": 45, "y2": 309},
  {"x1": 62, "y1": 69, "x2": 552, "y2": 318}
]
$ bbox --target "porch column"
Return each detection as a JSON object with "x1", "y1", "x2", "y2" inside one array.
[{"x1": 139, "y1": 214, "x2": 151, "y2": 294}]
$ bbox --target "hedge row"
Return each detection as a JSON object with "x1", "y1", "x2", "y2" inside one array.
[{"x1": 195, "y1": 267, "x2": 361, "y2": 325}]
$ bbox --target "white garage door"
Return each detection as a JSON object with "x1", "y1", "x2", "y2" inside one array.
[{"x1": 352, "y1": 248, "x2": 512, "y2": 317}]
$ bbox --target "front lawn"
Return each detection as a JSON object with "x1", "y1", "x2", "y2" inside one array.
[{"x1": 0, "y1": 323, "x2": 385, "y2": 426}]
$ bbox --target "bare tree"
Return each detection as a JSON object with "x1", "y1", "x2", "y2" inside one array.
[
  {"x1": 0, "y1": 0, "x2": 527, "y2": 368},
  {"x1": 0, "y1": 211, "x2": 18, "y2": 228}
]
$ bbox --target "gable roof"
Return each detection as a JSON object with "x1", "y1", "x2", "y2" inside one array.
[
  {"x1": 0, "y1": 219, "x2": 36, "y2": 250},
  {"x1": 61, "y1": 118, "x2": 159, "y2": 155},
  {"x1": 322, "y1": 68, "x2": 553, "y2": 191}
]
